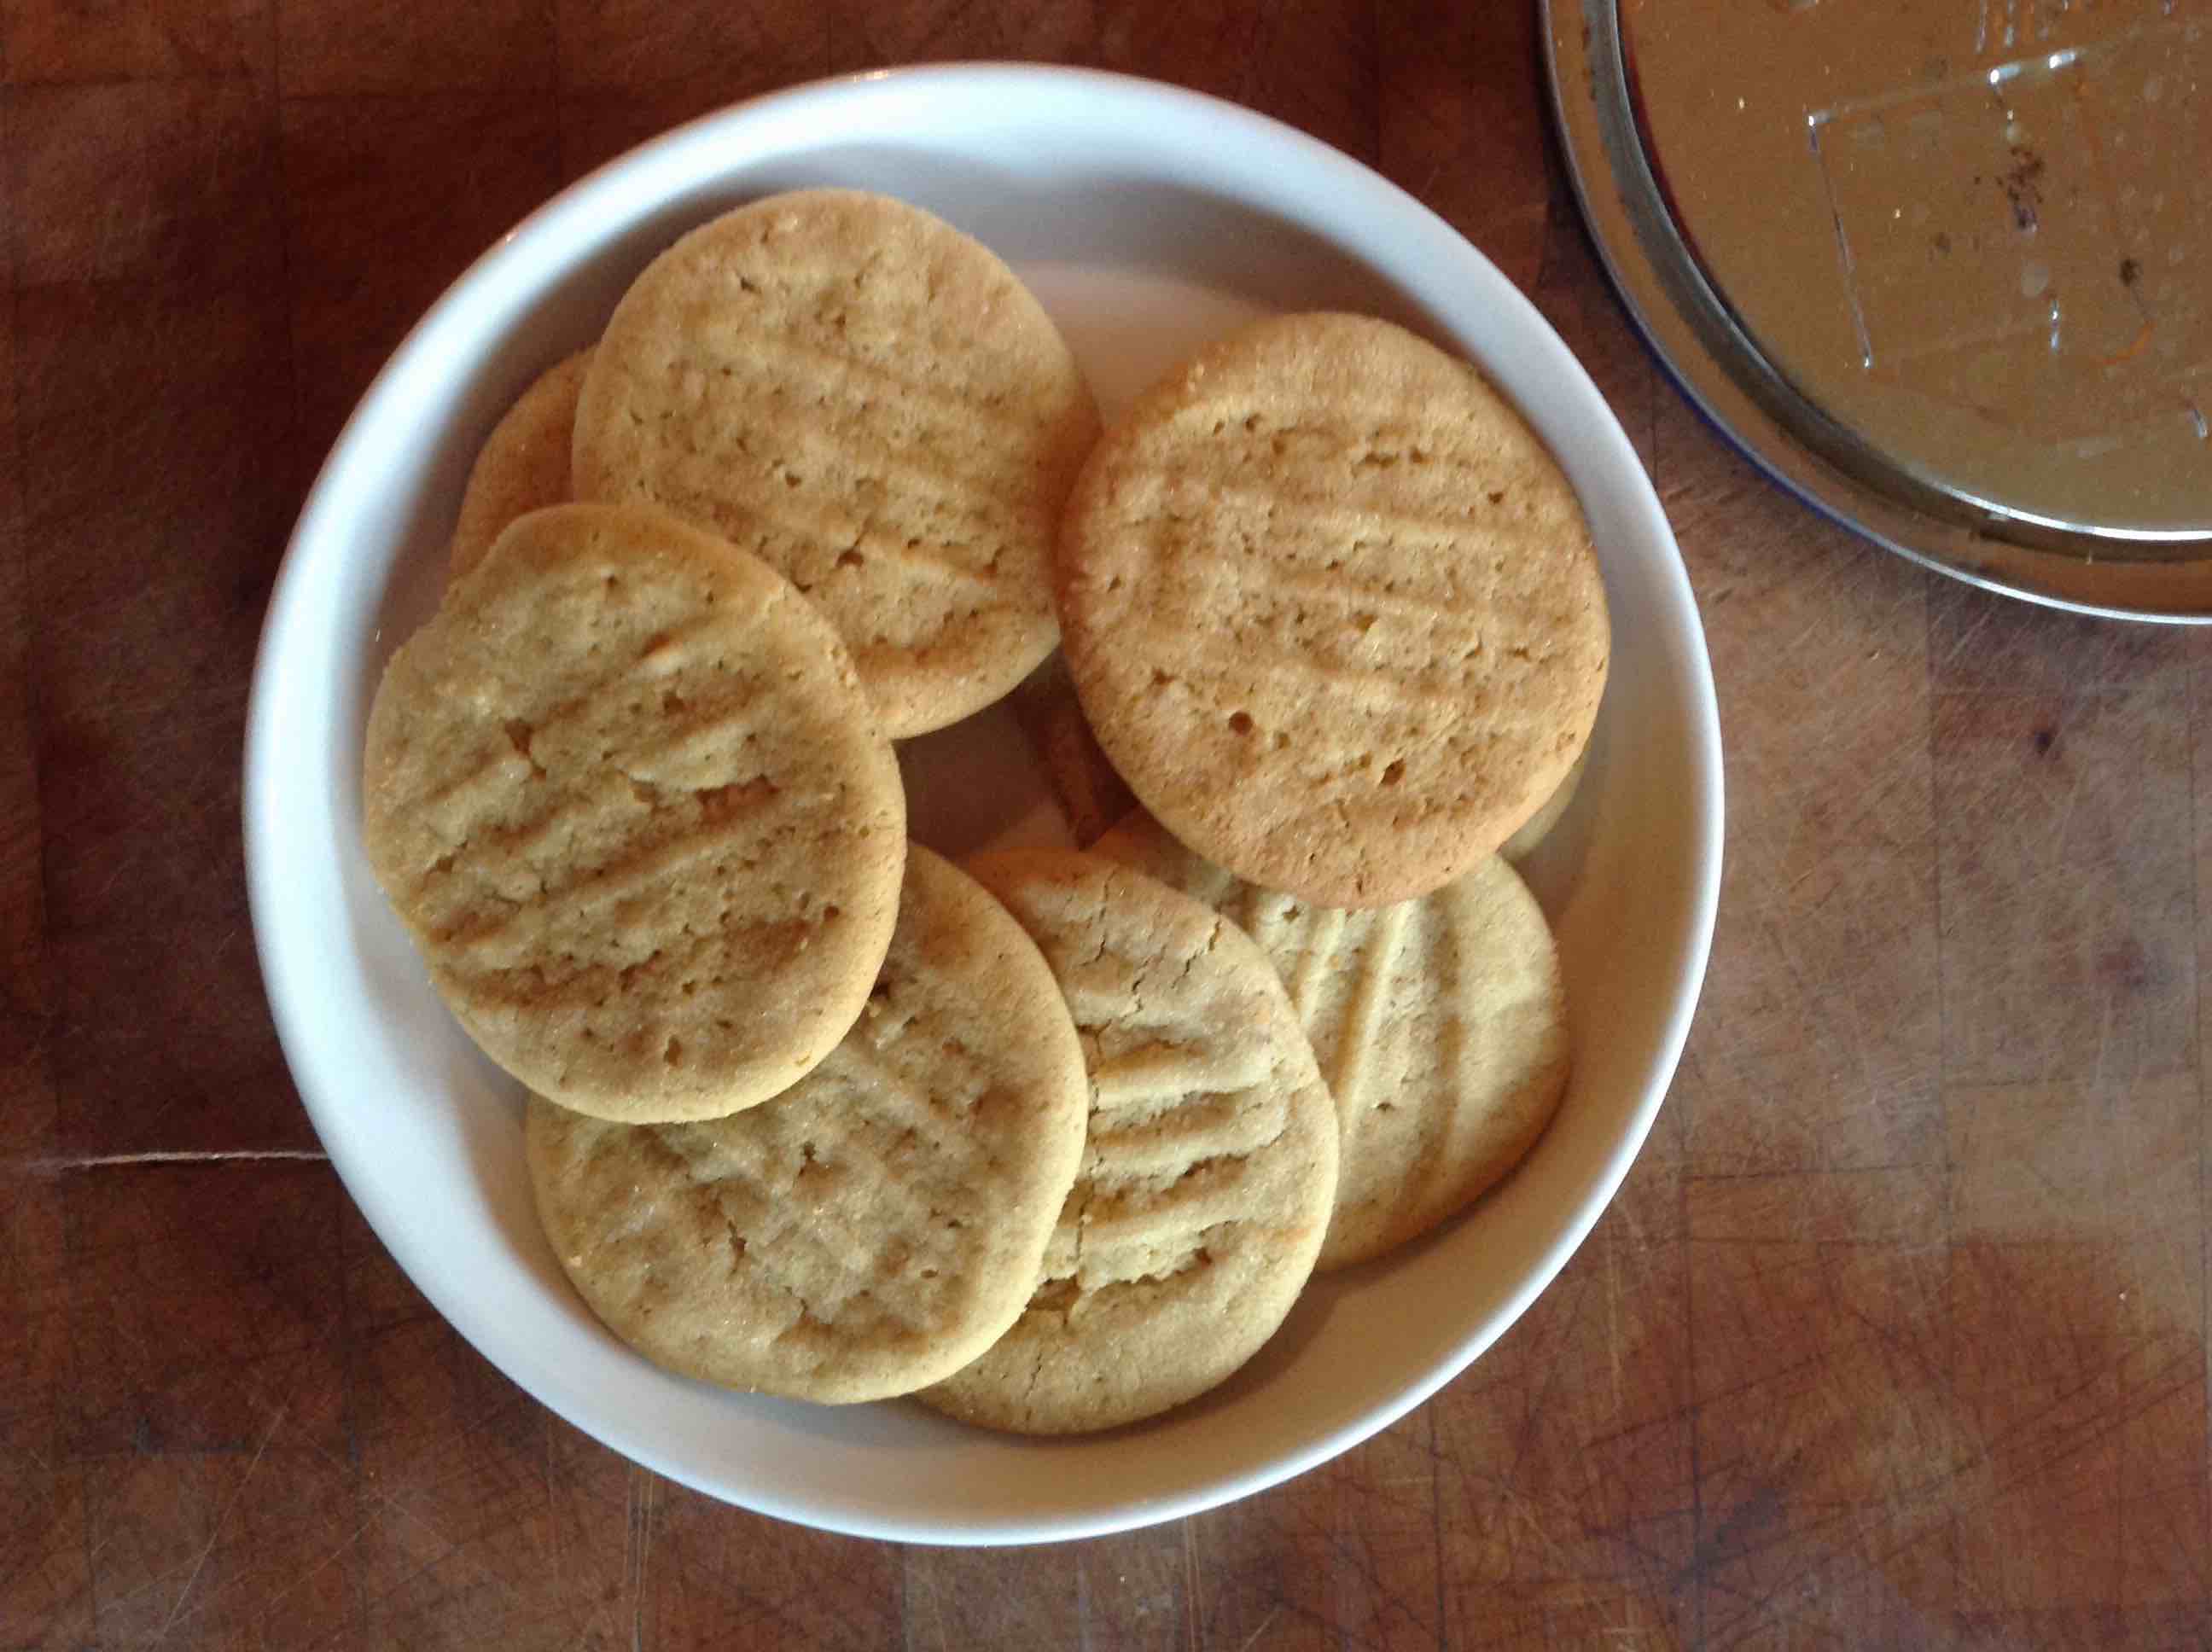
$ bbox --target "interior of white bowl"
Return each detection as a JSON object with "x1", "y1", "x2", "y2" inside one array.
[{"x1": 244, "y1": 64, "x2": 1722, "y2": 1544}]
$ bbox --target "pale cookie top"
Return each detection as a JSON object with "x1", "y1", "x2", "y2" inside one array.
[
  {"x1": 1057, "y1": 311, "x2": 1610, "y2": 908},
  {"x1": 1095, "y1": 811, "x2": 1570, "y2": 1270},
  {"x1": 362, "y1": 502, "x2": 905, "y2": 1123},
  {"x1": 923, "y1": 850, "x2": 1338, "y2": 1435},
  {"x1": 573, "y1": 189, "x2": 1101, "y2": 738},
  {"x1": 526, "y1": 846, "x2": 1089, "y2": 1403},
  {"x1": 448, "y1": 347, "x2": 593, "y2": 584}
]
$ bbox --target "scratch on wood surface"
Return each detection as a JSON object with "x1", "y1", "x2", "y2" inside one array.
[
  {"x1": 24, "y1": 1150, "x2": 327, "y2": 1172},
  {"x1": 1604, "y1": 1241, "x2": 1626, "y2": 1421},
  {"x1": 1504, "y1": 1281, "x2": 1590, "y2": 1486},
  {"x1": 1232, "y1": 1604, "x2": 1280, "y2": 1652},
  {"x1": 149, "y1": 1402, "x2": 288, "y2": 1646},
  {"x1": 1182, "y1": 1518, "x2": 1200, "y2": 1652},
  {"x1": 627, "y1": 1466, "x2": 654, "y2": 1652},
  {"x1": 912, "y1": 1553, "x2": 949, "y2": 1652}
]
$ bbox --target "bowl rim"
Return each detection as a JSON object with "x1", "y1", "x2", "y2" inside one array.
[{"x1": 244, "y1": 60, "x2": 1725, "y2": 1544}]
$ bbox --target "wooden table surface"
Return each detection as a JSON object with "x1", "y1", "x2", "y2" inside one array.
[{"x1": 2, "y1": 2, "x2": 2205, "y2": 1648}]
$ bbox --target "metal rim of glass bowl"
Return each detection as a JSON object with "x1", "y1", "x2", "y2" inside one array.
[{"x1": 1542, "y1": 0, "x2": 2212, "y2": 623}]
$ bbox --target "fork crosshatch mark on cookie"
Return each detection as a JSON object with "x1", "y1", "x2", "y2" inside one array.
[
  {"x1": 527, "y1": 846, "x2": 1089, "y2": 1403},
  {"x1": 361, "y1": 503, "x2": 905, "y2": 1122},
  {"x1": 923, "y1": 850, "x2": 1338, "y2": 1435},
  {"x1": 1056, "y1": 311, "x2": 1609, "y2": 908},
  {"x1": 1094, "y1": 811, "x2": 1569, "y2": 1269}
]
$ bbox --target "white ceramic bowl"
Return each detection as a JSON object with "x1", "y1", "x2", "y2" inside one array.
[{"x1": 244, "y1": 64, "x2": 1722, "y2": 1544}]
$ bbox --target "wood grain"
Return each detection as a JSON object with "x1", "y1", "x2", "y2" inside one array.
[
  {"x1": 8, "y1": 80, "x2": 282, "y2": 288},
  {"x1": 1436, "y1": 1162, "x2": 1693, "y2": 1648},
  {"x1": 640, "y1": 1485, "x2": 898, "y2": 1648},
  {"x1": 1, "y1": 0, "x2": 271, "y2": 84},
  {"x1": 21, "y1": 282, "x2": 301, "y2": 1157},
  {"x1": 1376, "y1": 0, "x2": 1548, "y2": 294},
  {"x1": 1658, "y1": 373, "x2": 1941, "y2": 1178},
  {"x1": 1688, "y1": 1166, "x2": 1953, "y2": 1647},
  {"x1": 1190, "y1": 1417, "x2": 1441, "y2": 1651},
  {"x1": 280, "y1": 93, "x2": 563, "y2": 482},
  {"x1": 1933, "y1": 670, "x2": 2195, "y2": 1091},
  {"x1": 1076, "y1": 1529, "x2": 1193, "y2": 1651},
  {"x1": 1949, "y1": 1075, "x2": 2207, "y2": 1619},
  {"x1": 0, "y1": 1176, "x2": 83, "y2": 1648},
  {"x1": 275, "y1": 0, "x2": 559, "y2": 96},
  {"x1": 3, "y1": 3, "x2": 2209, "y2": 1647}
]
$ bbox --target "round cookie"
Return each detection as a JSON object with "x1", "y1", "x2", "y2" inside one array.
[
  {"x1": 1057, "y1": 311, "x2": 1610, "y2": 909},
  {"x1": 573, "y1": 189, "x2": 1101, "y2": 738},
  {"x1": 922, "y1": 850, "x2": 1338, "y2": 1435},
  {"x1": 1095, "y1": 811, "x2": 1569, "y2": 1269},
  {"x1": 362, "y1": 502, "x2": 905, "y2": 1123},
  {"x1": 526, "y1": 846, "x2": 1089, "y2": 1403},
  {"x1": 448, "y1": 347, "x2": 594, "y2": 584}
]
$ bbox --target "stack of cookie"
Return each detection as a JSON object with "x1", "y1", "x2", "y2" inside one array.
[
  {"x1": 360, "y1": 190, "x2": 1608, "y2": 1435},
  {"x1": 1049, "y1": 311, "x2": 1607, "y2": 1274}
]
